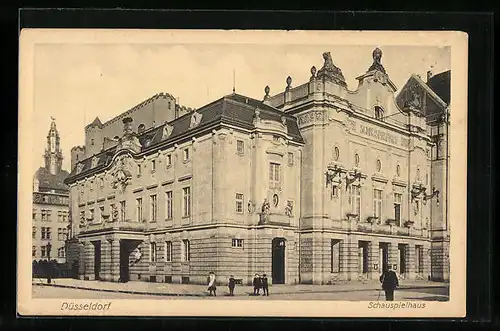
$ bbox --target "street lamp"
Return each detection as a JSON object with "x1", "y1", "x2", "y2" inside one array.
[{"x1": 46, "y1": 241, "x2": 52, "y2": 284}]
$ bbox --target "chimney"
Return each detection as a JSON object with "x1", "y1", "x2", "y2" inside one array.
[{"x1": 427, "y1": 70, "x2": 433, "y2": 82}]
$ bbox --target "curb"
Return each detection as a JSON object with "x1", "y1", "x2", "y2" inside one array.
[{"x1": 33, "y1": 282, "x2": 448, "y2": 298}]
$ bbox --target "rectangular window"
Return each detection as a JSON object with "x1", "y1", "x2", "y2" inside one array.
[
  {"x1": 41, "y1": 246, "x2": 47, "y2": 258},
  {"x1": 120, "y1": 201, "x2": 126, "y2": 221},
  {"x1": 137, "y1": 164, "x2": 142, "y2": 176},
  {"x1": 165, "y1": 191, "x2": 173, "y2": 219},
  {"x1": 349, "y1": 185, "x2": 361, "y2": 220},
  {"x1": 32, "y1": 226, "x2": 36, "y2": 239},
  {"x1": 150, "y1": 195, "x2": 157, "y2": 222},
  {"x1": 150, "y1": 242, "x2": 157, "y2": 262},
  {"x1": 165, "y1": 241, "x2": 172, "y2": 262},
  {"x1": 166, "y1": 154, "x2": 172, "y2": 167},
  {"x1": 331, "y1": 239, "x2": 341, "y2": 273},
  {"x1": 41, "y1": 227, "x2": 46, "y2": 239},
  {"x1": 182, "y1": 187, "x2": 191, "y2": 217},
  {"x1": 32, "y1": 246, "x2": 36, "y2": 257},
  {"x1": 99, "y1": 206, "x2": 104, "y2": 223},
  {"x1": 151, "y1": 160, "x2": 156, "y2": 172},
  {"x1": 236, "y1": 140, "x2": 244, "y2": 154},
  {"x1": 58, "y1": 228, "x2": 63, "y2": 241},
  {"x1": 235, "y1": 193, "x2": 244, "y2": 213},
  {"x1": 136, "y1": 198, "x2": 143, "y2": 222},
  {"x1": 269, "y1": 163, "x2": 281, "y2": 189},
  {"x1": 288, "y1": 152, "x2": 294, "y2": 166},
  {"x1": 182, "y1": 239, "x2": 190, "y2": 262},
  {"x1": 394, "y1": 193, "x2": 403, "y2": 224},
  {"x1": 183, "y1": 148, "x2": 190, "y2": 161},
  {"x1": 47, "y1": 227, "x2": 51, "y2": 240},
  {"x1": 232, "y1": 239, "x2": 244, "y2": 248},
  {"x1": 32, "y1": 210, "x2": 36, "y2": 220},
  {"x1": 373, "y1": 189, "x2": 383, "y2": 220},
  {"x1": 58, "y1": 247, "x2": 65, "y2": 258}
]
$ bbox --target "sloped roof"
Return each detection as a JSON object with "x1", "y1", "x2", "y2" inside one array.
[
  {"x1": 426, "y1": 70, "x2": 450, "y2": 105},
  {"x1": 66, "y1": 93, "x2": 304, "y2": 182},
  {"x1": 86, "y1": 117, "x2": 104, "y2": 129},
  {"x1": 34, "y1": 167, "x2": 70, "y2": 193}
]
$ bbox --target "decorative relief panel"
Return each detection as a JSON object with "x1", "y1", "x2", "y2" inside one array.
[{"x1": 297, "y1": 111, "x2": 325, "y2": 127}]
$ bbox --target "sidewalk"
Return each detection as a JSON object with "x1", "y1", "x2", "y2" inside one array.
[{"x1": 32, "y1": 277, "x2": 448, "y2": 297}]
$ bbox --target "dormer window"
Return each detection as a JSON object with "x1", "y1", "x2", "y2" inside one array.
[
  {"x1": 374, "y1": 106, "x2": 384, "y2": 121},
  {"x1": 138, "y1": 124, "x2": 145, "y2": 133}
]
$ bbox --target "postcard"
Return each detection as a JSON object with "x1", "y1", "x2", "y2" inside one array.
[{"x1": 18, "y1": 29, "x2": 467, "y2": 317}]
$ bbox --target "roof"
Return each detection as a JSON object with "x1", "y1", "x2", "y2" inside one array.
[
  {"x1": 66, "y1": 93, "x2": 304, "y2": 182},
  {"x1": 426, "y1": 70, "x2": 450, "y2": 105},
  {"x1": 34, "y1": 167, "x2": 70, "y2": 193},
  {"x1": 86, "y1": 117, "x2": 104, "y2": 129}
]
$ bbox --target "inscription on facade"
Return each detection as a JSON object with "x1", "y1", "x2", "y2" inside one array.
[{"x1": 354, "y1": 123, "x2": 409, "y2": 148}]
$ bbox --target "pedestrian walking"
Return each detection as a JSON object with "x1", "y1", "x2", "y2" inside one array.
[
  {"x1": 379, "y1": 265, "x2": 399, "y2": 301},
  {"x1": 261, "y1": 273, "x2": 269, "y2": 296},
  {"x1": 228, "y1": 275, "x2": 236, "y2": 296},
  {"x1": 253, "y1": 273, "x2": 261, "y2": 295},
  {"x1": 207, "y1": 271, "x2": 217, "y2": 296}
]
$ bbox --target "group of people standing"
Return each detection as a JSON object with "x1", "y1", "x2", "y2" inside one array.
[
  {"x1": 252, "y1": 273, "x2": 269, "y2": 296},
  {"x1": 206, "y1": 272, "x2": 270, "y2": 297}
]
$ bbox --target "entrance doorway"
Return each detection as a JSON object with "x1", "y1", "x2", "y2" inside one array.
[
  {"x1": 398, "y1": 244, "x2": 407, "y2": 274},
  {"x1": 93, "y1": 241, "x2": 101, "y2": 280},
  {"x1": 358, "y1": 241, "x2": 369, "y2": 274},
  {"x1": 379, "y1": 243, "x2": 389, "y2": 272},
  {"x1": 120, "y1": 240, "x2": 130, "y2": 283},
  {"x1": 272, "y1": 238, "x2": 286, "y2": 284}
]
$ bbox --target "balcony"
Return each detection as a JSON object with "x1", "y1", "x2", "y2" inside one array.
[
  {"x1": 331, "y1": 217, "x2": 429, "y2": 238},
  {"x1": 81, "y1": 219, "x2": 145, "y2": 233},
  {"x1": 259, "y1": 212, "x2": 292, "y2": 226}
]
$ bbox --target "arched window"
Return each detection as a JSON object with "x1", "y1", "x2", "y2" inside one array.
[
  {"x1": 114, "y1": 136, "x2": 119, "y2": 140},
  {"x1": 138, "y1": 124, "x2": 145, "y2": 133},
  {"x1": 334, "y1": 146, "x2": 340, "y2": 161},
  {"x1": 91, "y1": 139, "x2": 94, "y2": 146},
  {"x1": 376, "y1": 159, "x2": 382, "y2": 172},
  {"x1": 354, "y1": 153, "x2": 360, "y2": 167},
  {"x1": 374, "y1": 106, "x2": 384, "y2": 120}
]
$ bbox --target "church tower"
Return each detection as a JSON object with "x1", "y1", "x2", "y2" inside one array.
[{"x1": 44, "y1": 117, "x2": 64, "y2": 175}]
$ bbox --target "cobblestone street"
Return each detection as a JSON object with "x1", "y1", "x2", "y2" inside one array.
[{"x1": 32, "y1": 279, "x2": 449, "y2": 301}]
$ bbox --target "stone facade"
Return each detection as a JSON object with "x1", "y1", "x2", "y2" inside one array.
[{"x1": 65, "y1": 48, "x2": 449, "y2": 285}]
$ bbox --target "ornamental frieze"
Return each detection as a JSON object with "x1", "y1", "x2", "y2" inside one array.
[{"x1": 297, "y1": 111, "x2": 325, "y2": 126}]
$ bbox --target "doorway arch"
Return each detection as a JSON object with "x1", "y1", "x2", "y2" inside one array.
[{"x1": 272, "y1": 238, "x2": 286, "y2": 284}]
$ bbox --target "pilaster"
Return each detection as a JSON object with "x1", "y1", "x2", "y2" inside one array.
[
  {"x1": 84, "y1": 241, "x2": 95, "y2": 280},
  {"x1": 111, "y1": 239, "x2": 120, "y2": 282},
  {"x1": 101, "y1": 239, "x2": 112, "y2": 281}
]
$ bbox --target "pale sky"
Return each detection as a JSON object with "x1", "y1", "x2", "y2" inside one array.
[{"x1": 32, "y1": 42, "x2": 450, "y2": 173}]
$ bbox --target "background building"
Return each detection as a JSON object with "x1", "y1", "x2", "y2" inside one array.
[
  {"x1": 32, "y1": 118, "x2": 70, "y2": 264},
  {"x1": 65, "y1": 48, "x2": 449, "y2": 285}
]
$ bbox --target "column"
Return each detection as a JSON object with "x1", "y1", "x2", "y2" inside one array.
[
  {"x1": 406, "y1": 244, "x2": 416, "y2": 280},
  {"x1": 369, "y1": 240, "x2": 380, "y2": 280},
  {"x1": 101, "y1": 239, "x2": 112, "y2": 281},
  {"x1": 84, "y1": 241, "x2": 95, "y2": 280},
  {"x1": 388, "y1": 242, "x2": 399, "y2": 273},
  {"x1": 111, "y1": 239, "x2": 120, "y2": 282},
  {"x1": 78, "y1": 242, "x2": 85, "y2": 280},
  {"x1": 346, "y1": 235, "x2": 359, "y2": 281}
]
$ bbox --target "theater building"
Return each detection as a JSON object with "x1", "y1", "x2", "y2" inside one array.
[
  {"x1": 33, "y1": 119, "x2": 70, "y2": 264},
  {"x1": 65, "y1": 48, "x2": 448, "y2": 285}
]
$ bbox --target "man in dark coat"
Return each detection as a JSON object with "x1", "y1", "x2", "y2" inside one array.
[
  {"x1": 379, "y1": 265, "x2": 399, "y2": 301},
  {"x1": 253, "y1": 274, "x2": 261, "y2": 295},
  {"x1": 261, "y1": 274, "x2": 269, "y2": 296},
  {"x1": 228, "y1": 275, "x2": 236, "y2": 296}
]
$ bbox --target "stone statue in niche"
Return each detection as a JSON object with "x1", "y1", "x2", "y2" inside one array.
[
  {"x1": 261, "y1": 199, "x2": 270, "y2": 214},
  {"x1": 247, "y1": 200, "x2": 256, "y2": 213},
  {"x1": 111, "y1": 156, "x2": 132, "y2": 192},
  {"x1": 285, "y1": 200, "x2": 294, "y2": 217},
  {"x1": 189, "y1": 111, "x2": 203, "y2": 128},
  {"x1": 111, "y1": 204, "x2": 119, "y2": 222}
]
